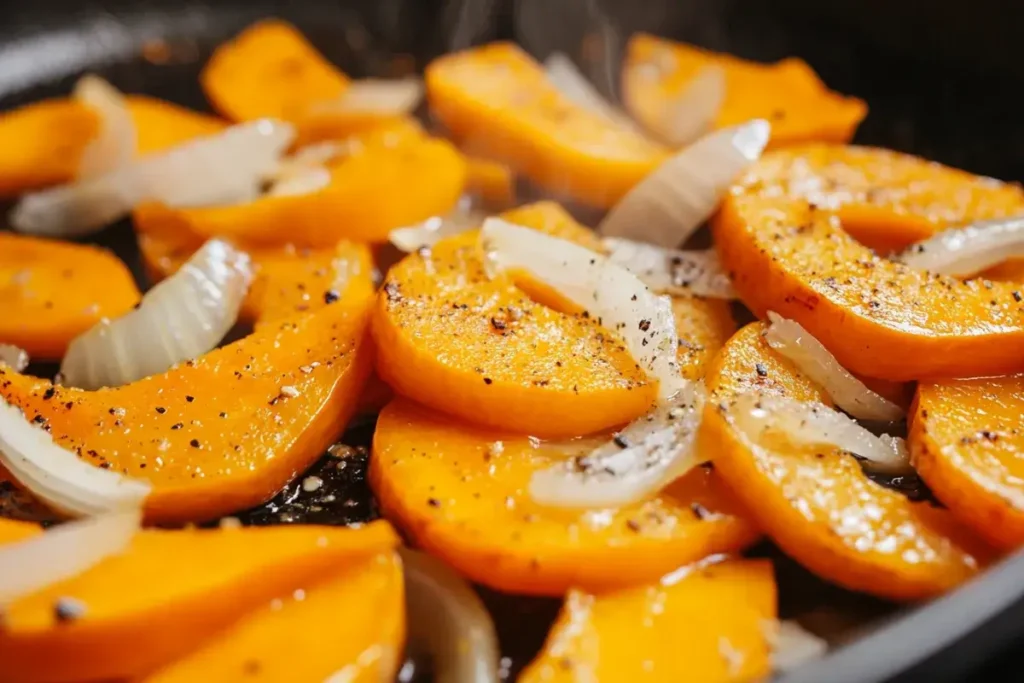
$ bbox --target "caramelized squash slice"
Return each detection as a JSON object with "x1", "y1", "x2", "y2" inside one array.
[
  {"x1": 700, "y1": 323, "x2": 993, "y2": 600},
  {"x1": 372, "y1": 397, "x2": 758, "y2": 596},
  {"x1": 623, "y1": 34, "x2": 867, "y2": 148},
  {"x1": 520, "y1": 559, "x2": 776, "y2": 683},
  {"x1": 912, "y1": 376, "x2": 1024, "y2": 550},
  {"x1": 715, "y1": 145, "x2": 1024, "y2": 380},
  {"x1": 426, "y1": 42, "x2": 667, "y2": 209},
  {"x1": 0, "y1": 233, "x2": 140, "y2": 359},
  {"x1": 0, "y1": 286, "x2": 374, "y2": 525},
  {"x1": 0, "y1": 522, "x2": 396, "y2": 683},
  {"x1": 144, "y1": 551, "x2": 404, "y2": 683}
]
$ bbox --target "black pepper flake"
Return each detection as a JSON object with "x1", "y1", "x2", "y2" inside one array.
[
  {"x1": 625, "y1": 519, "x2": 641, "y2": 532},
  {"x1": 613, "y1": 434, "x2": 631, "y2": 449},
  {"x1": 185, "y1": 395, "x2": 194, "y2": 403},
  {"x1": 638, "y1": 319, "x2": 651, "y2": 332},
  {"x1": 690, "y1": 502, "x2": 711, "y2": 520},
  {"x1": 31, "y1": 415, "x2": 46, "y2": 425},
  {"x1": 54, "y1": 598, "x2": 86, "y2": 623},
  {"x1": 1014, "y1": 291, "x2": 1022, "y2": 303},
  {"x1": 483, "y1": 377, "x2": 493, "y2": 385},
  {"x1": 155, "y1": 407, "x2": 166, "y2": 414},
  {"x1": 190, "y1": 439, "x2": 201, "y2": 448},
  {"x1": 427, "y1": 497, "x2": 441, "y2": 508},
  {"x1": 755, "y1": 363, "x2": 768, "y2": 378},
  {"x1": 490, "y1": 317, "x2": 507, "y2": 332},
  {"x1": 219, "y1": 412, "x2": 228, "y2": 418},
  {"x1": 171, "y1": 423, "x2": 183, "y2": 430},
  {"x1": 42, "y1": 387, "x2": 56, "y2": 401},
  {"x1": 64, "y1": 401, "x2": 74, "y2": 410},
  {"x1": 323, "y1": 289, "x2": 340, "y2": 304}
]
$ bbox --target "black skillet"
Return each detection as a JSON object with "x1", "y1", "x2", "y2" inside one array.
[{"x1": 3, "y1": 0, "x2": 1024, "y2": 680}]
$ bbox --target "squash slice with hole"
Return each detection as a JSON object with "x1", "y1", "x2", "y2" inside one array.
[
  {"x1": 0, "y1": 285, "x2": 375, "y2": 525},
  {"x1": 0, "y1": 521, "x2": 396, "y2": 683},
  {"x1": 715, "y1": 145, "x2": 1024, "y2": 380},
  {"x1": 622, "y1": 34, "x2": 867, "y2": 148},
  {"x1": 0, "y1": 233, "x2": 140, "y2": 359},
  {"x1": 519, "y1": 559, "x2": 776, "y2": 683},
  {"x1": 144, "y1": 551, "x2": 404, "y2": 683},
  {"x1": 0, "y1": 96, "x2": 225, "y2": 196},
  {"x1": 371, "y1": 397, "x2": 759, "y2": 596},
  {"x1": 372, "y1": 201, "x2": 734, "y2": 436},
  {"x1": 425, "y1": 42, "x2": 668, "y2": 209},
  {"x1": 911, "y1": 376, "x2": 1024, "y2": 550},
  {"x1": 699, "y1": 323, "x2": 993, "y2": 600}
]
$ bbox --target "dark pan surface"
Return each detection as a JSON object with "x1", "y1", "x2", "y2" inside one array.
[{"x1": 2, "y1": 1, "x2": 1024, "y2": 681}]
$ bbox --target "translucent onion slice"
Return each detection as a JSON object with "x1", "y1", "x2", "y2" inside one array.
[
  {"x1": 727, "y1": 392, "x2": 911, "y2": 474},
  {"x1": 653, "y1": 65, "x2": 726, "y2": 147},
  {"x1": 266, "y1": 166, "x2": 333, "y2": 197},
  {"x1": 389, "y1": 209, "x2": 485, "y2": 252},
  {"x1": 0, "y1": 344, "x2": 29, "y2": 372},
  {"x1": 309, "y1": 78, "x2": 423, "y2": 116},
  {"x1": 897, "y1": 215, "x2": 1024, "y2": 276},
  {"x1": 543, "y1": 52, "x2": 641, "y2": 133},
  {"x1": 530, "y1": 382, "x2": 704, "y2": 508},
  {"x1": 764, "y1": 311, "x2": 904, "y2": 422},
  {"x1": 0, "y1": 397, "x2": 150, "y2": 516},
  {"x1": 61, "y1": 239, "x2": 253, "y2": 390},
  {"x1": 598, "y1": 119, "x2": 771, "y2": 247},
  {"x1": 11, "y1": 119, "x2": 295, "y2": 237},
  {"x1": 481, "y1": 218, "x2": 682, "y2": 398},
  {"x1": 74, "y1": 74, "x2": 137, "y2": 178},
  {"x1": 763, "y1": 620, "x2": 828, "y2": 672},
  {"x1": 0, "y1": 509, "x2": 140, "y2": 605},
  {"x1": 603, "y1": 237, "x2": 736, "y2": 299},
  {"x1": 401, "y1": 548, "x2": 500, "y2": 683}
]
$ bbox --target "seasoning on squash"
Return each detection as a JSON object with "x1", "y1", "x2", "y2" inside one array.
[
  {"x1": 520, "y1": 559, "x2": 776, "y2": 683},
  {"x1": 371, "y1": 397, "x2": 759, "y2": 596},
  {"x1": 699, "y1": 323, "x2": 993, "y2": 601},
  {"x1": 622, "y1": 34, "x2": 867, "y2": 149}
]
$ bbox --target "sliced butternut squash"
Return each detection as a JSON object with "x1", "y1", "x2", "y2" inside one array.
[
  {"x1": 136, "y1": 134, "x2": 466, "y2": 247},
  {"x1": 144, "y1": 551, "x2": 404, "y2": 683},
  {"x1": 700, "y1": 323, "x2": 992, "y2": 600},
  {"x1": 0, "y1": 97, "x2": 226, "y2": 196},
  {"x1": 425, "y1": 42, "x2": 667, "y2": 209},
  {"x1": 520, "y1": 559, "x2": 776, "y2": 683},
  {"x1": 623, "y1": 34, "x2": 867, "y2": 149},
  {"x1": 0, "y1": 285, "x2": 374, "y2": 525},
  {"x1": 200, "y1": 19, "x2": 349, "y2": 122},
  {"x1": 0, "y1": 233, "x2": 140, "y2": 359},
  {"x1": 371, "y1": 397, "x2": 759, "y2": 596},
  {"x1": 0, "y1": 521, "x2": 396, "y2": 683},
  {"x1": 715, "y1": 145, "x2": 1024, "y2": 380},
  {"x1": 911, "y1": 376, "x2": 1024, "y2": 550}
]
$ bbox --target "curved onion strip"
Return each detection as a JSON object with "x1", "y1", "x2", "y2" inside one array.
[
  {"x1": 74, "y1": 75, "x2": 136, "y2": 178},
  {"x1": 763, "y1": 620, "x2": 828, "y2": 672},
  {"x1": 11, "y1": 119, "x2": 295, "y2": 237},
  {"x1": 726, "y1": 392, "x2": 911, "y2": 474},
  {"x1": 389, "y1": 209, "x2": 485, "y2": 252},
  {"x1": 598, "y1": 119, "x2": 771, "y2": 247},
  {"x1": 61, "y1": 239, "x2": 253, "y2": 390},
  {"x1": 266, "y1": 166, "x2": 333, "y2": 197},
  {"x1": 603, "y1": 237, "x2": 736, "y2": 299},
  {"x1": 271, "y1": 141, "x2": 348, "y2": 181},
  {"x1": 481, "y1": 218, "x2": 682, "y2": 398},
  {"x1": 0, "y1": 509, "x2": 140, "y2": 605},
  {"x1": 654, "y1": 65, "x2": 726, "y2": 147},
  {"x1": 530, "y1": 382, "x2": 704, "y2": 508},
  {"x1": 401, "y1": 548, "x2": 500, "y2": 683},
  {"x1": 0, "y1": 344, "x2": 29, "y2": 372},
  {"x1": 309, "y1": 78, "x2": 423, "y2": 116},
  {"x1": 897, "y1": 215, "x2": 1024, "y2": 276},
  {"x1": 0, "y1": 397, "x2": 150, "y2": 516},
  {"x1": 764, "y1": 312, "x2": 904, "y2": 422},
  {"x1": 544, "y1": 52, "x2": 641, "y2": 133}
]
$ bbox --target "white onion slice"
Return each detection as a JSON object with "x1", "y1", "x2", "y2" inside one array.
[
  {"x1": 0, "y1": 509, "x2": 140, "y2": 605},
  {"x1": 897, "y1": 215, "x2": 1024, "y2": 276},
  {"x1": 764, "y1": 312, "x2": 904, "y2": 422},
  {"x1": 401, "y1": 548, "x2": 500, "y2": 683},
  {"x1": 481, "y1": 218, "x2": 682, "y2": 398},
  {"x1": 763, "y1": 620, "x2": 828, "y2": 672},
  {"x1": 0, "y1": 344, "x2": 29, "y2": 372},
  {"x1": 653, "y1": 65, "x2": 726, "y2": 147},
  {"x1": 598, "y1": 119, "x2": 771, "y2": 247},
  {"x1": 389, "y1": 210, "x2": 485, "y2": 252},
  {"x1": 603, "y1": 237, "x2": 736, "y2": 299},
  {"x1": 0, "y1": 397, "x2": 150, "y2": 516},
  {"x1": 727, "y1": 392, "x2": 911, "y2": 474},
  {"x1": 11, "y1": 119, "x2": 295, "y2": 237},
  {"x1": 61, "y1": 239, "x2": 252, "y2": 390},
  {"x1": 530, "y1": 382, "x2": 703, "y2": 508},
  {"x1": 266, "y1": 166, "x2": 332, "y2": 197},
  {"x1": 544, "y1": 52, "x2": 641, "y2": 133},
  {"x1": 309, "y1": 78, "x2": 423, "y2": 116},
  {"x1": 74, "y1": 75, "x2": 137, "y2": 178}
]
